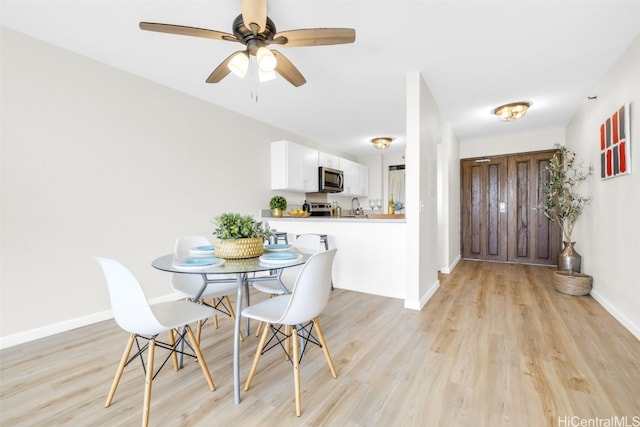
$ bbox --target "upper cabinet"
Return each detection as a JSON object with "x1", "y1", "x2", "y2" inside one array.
[
  {"x1": 318, "y1": 152, "x2": 341, "y2": 169},
  {"x1": 271, "y1": 140, "x2": 368, "y2": 196},
  {"x1": 354, "y1": 161, "x2": 369, "y2": 197},
  {"x1": 341, "y1": 158, "x2": 369, "y2": 197},
  {"x1": 271, "y1": 140, "x2": 318, "y2": 192}
]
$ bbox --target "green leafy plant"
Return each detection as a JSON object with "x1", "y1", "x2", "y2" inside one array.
[
  {"x1": 213, "y1": 213, "x2": 273, "y2": 240},
  {"x1": 269, "y1": 195, "x2": 287, "y2": 210},
  {"x1": 537, "y1": 145, "x2": 593, "y2": 243}
]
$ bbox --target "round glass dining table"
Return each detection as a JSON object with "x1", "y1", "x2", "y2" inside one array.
[{"x1": 151, "y1": 251, "x2": 310, "y2": 404}]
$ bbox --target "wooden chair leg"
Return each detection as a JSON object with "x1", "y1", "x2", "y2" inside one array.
[
  {"x1": 284, "y1": 325, "x2": 292, "y2": 360},
  {"x1": 185, "y1": 325, "x2": 216, "y2": 391},
  {"x1": 105, "y1": 333, "x2": 136, "y2": 407},
  {"x1": 168, "y1": 329, "x2": 178, "y2": 371},
  {"x1": 292, "y1": 325, "x2": 302, "y2": 417},
  {"x1": 142, "y1": 338, "x2": 156, "y2": 427},
  {"x1": 313, "y1": 318, "x2": 337, "y2": 378},
  {"x1": 195, "y1": 299, "x2": 205, "y2": 344},
  {"x1": 196, "y1": 319, "x2": 203, "y2": 345},
  {"x1": 244, "y1": 322, "x2": 271, "y2": 391}
]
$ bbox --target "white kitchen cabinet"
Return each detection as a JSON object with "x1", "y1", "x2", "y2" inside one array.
[
  {"x1": 341, "y1": 159, "x2": 369, "y2": 197},
  {"x1": 318, "y1": 152, "x2": 341, "y2": 169},
  {"x1": 355, "y1": 162, "x2": 369, "y2": 197},
  {"x1": 271, "y1": 140, "x2": 319, "y2": 192},
  {"x1": 341, "y1": 158, "x2": 355, "y2": 195}
]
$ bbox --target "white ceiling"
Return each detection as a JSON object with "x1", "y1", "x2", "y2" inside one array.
[{"x1": 3, "y1": 1, "x2": 640, "y2": 156}]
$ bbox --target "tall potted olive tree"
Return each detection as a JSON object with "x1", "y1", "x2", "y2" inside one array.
[{"x1": 537, "y1": 145, "x2": 593, "y2": 295}]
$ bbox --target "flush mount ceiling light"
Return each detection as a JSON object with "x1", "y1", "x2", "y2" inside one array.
[
  {"x1": 371, "y1": 137, "x2": 393, "y2": 149},
  {"x1": 492, "y1": 102, "x2": 531, "y2": 121}
]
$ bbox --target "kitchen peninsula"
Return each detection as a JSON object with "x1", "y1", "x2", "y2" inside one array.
[{"x1": 263, "y1": 216, "x2": 406, "y2": 299}]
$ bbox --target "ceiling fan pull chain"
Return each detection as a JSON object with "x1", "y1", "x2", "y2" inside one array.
[
  {"x1": 250, "y1": 84, "x2": 260, "y2": 103},
  {"x1": 251, "y1": 64, "x2": 260, "y2": 103}
]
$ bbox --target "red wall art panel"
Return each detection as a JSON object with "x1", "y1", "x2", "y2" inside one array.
[{"x1": 600, "y1": 102, "x2": 631, "y2": 179}]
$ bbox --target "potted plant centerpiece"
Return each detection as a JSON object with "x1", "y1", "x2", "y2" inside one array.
[
  {"x1": 213, "y1": 213, "x2": 273, "y2": 259},
  {"x1": 270, "y1": 195, "x2": 287, "y2": 218},
  {"x1": 537, "y1": 145, "x2": 593, "y2": 295}
]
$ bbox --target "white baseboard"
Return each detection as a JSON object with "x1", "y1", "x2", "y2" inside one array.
[
  {"x1": 9, "y1": 285, "x2": 635, "y2": 349},
  {"x1": 405, "y1": 279, "x2": 440, "y2": 310},
  {"x1": 0, "y1": 310, "x2": 114, "y2": 350},
  {"x1": 440, "y1": 255, "x2": 461, "y2": 274},
  {"x1": 0, "y1": 293, "x2": 181, "y2": 350},
  {"x1": 590, "y1": 290, "x2": 640, "y2": 341}
]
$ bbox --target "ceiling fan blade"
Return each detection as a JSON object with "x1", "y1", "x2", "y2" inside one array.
[
  {"x1": 139, "y1": 22, "x2": 238, "y2": 42},
  {"x1": 271, "y1": 50, "x2": 306, "y2": 87},
  {"x1": 273, "y1": 28, "x2": 356, "y2": 47},
  {"x1": 241, "y1": 0, "x2": 267, "y2": 34},
  {"x1": 206, "y1": 51, "x2": 242, "y2": 83}
]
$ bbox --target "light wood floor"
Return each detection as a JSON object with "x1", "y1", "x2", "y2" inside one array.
[{"x1": 1, "y1": 260, "x2": 639, "y2": 426}]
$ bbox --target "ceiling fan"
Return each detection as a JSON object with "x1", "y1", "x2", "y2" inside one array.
[{"x1": 139, "y1": 0, "x2": 356, "y2": 87}]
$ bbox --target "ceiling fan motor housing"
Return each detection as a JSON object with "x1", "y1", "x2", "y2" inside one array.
[{"x1": 232, "y1": 14, "x2": 277, "y2": 54}]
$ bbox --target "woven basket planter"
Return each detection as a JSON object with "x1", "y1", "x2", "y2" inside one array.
[
  {"x1": 553, "y1": 271, "x2": 593, "y2": 296},
  {"x1": 214, "y1": 237, "x2": 264, "y2": 259}
]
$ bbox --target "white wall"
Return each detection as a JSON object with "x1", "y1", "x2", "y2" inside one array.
[
  {"x1": 405, "y1": 71, "x2": 440, "y2": 310},
  {"x1": 459, "y1": 127, "x2": 565, "y2": 159},
  {"x1": 0, "y1": 29, "x2": 317, "y2": 346},
  {"x1": 438, "y1": 123, "x2": 461, "y2": 273},
  {"x1": 566, "y1": 34, "x2": 640, "y2": 338}
]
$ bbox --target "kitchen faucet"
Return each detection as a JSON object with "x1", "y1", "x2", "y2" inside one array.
[{"x1": 352, "y1": 198, "x2": 363, "y2": 216}]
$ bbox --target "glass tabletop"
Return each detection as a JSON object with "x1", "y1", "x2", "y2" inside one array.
[{"x1": 152, "y1": 250, "x2": 310, "y2": 275}]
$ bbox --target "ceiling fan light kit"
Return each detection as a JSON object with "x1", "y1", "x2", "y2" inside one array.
[
  {"x1": 256, "y1": 46, "x2": 277, "y2": 72},
  {"x1": 228, "y1": 51, "x2": 250, "y2": 77},
  {"x1": 139, "y1": 0, "x2": 356, "y2": 87},
  {"x1": 371, "y1": 137, "x2": 393, "y2": 150},
  {"x1": 258, "y1": 69, "x2": 277, "y2": 82},
  {"x1": 492, "y1": 102, "x2": 531, "y2": 121}
]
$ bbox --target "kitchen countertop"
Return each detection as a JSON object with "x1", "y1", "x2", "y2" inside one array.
[{"x1": 263, "y1": 216, "x2": 405, "y2": 223}]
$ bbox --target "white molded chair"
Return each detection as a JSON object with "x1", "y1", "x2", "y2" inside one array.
[
  {"x1": 253, "y1": 233, "x2": 322, "y2": 296},
  {"x1": 252, "y1": 233, "x2": 323, "y2": 337},
  {"x1": 172, "y1": 236, "x2": 242, "y2": 342},
  {"x1": 242, "y1": 249, "x2": 338, "y2": 417},
  {"x1": 94, "y1": 257, "x2": 216, "y2": 427}
]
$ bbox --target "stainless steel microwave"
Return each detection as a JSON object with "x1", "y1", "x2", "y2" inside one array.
[{"x1": 318, "y1": 166, "x2": 344, "y2": 193}]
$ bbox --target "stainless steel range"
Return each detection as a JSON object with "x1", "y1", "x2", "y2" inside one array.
[{"x1": 309, "y1": 203, "x2": 332, "y2": 216}]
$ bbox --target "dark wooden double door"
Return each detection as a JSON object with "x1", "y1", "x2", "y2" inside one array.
[{"x1": 461, "y1": 150, "x2": 561, "y2": 265}]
